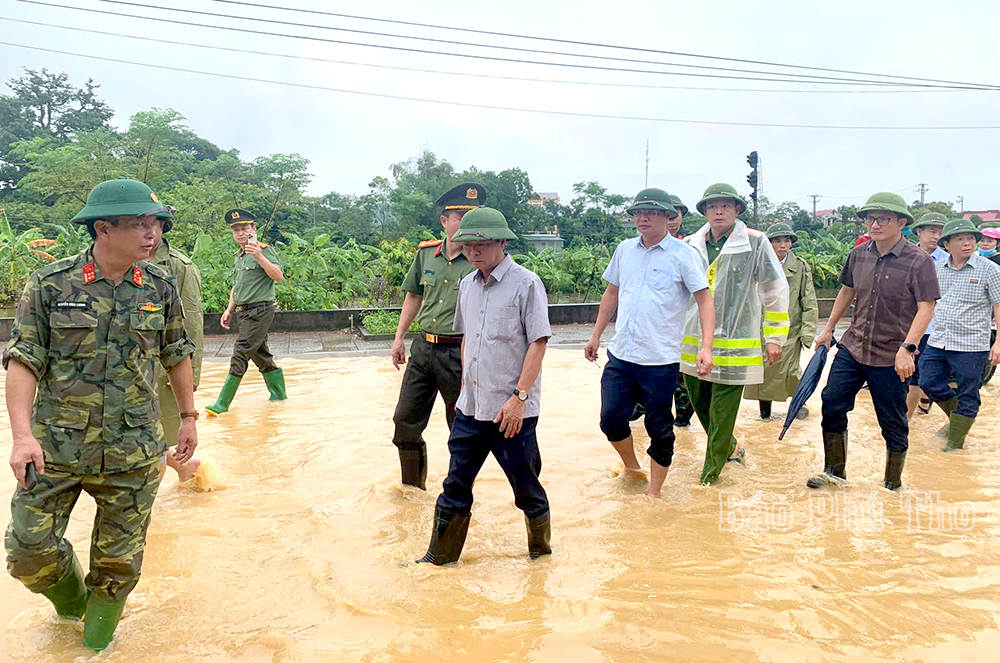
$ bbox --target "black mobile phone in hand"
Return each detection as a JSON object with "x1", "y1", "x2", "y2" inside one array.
[{"x1": 24, "y1": 461, "x2": 37, "y2": 490}]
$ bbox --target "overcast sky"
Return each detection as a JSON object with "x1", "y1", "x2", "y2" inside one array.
[{"x1": 2, "y1": 0, "x2": 999, "y2": 212}]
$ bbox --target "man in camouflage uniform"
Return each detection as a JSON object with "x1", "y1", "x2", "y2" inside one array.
[
  {"x1": 4, "y1": 178, "x2": 197, "y2": 651},
  {"x1": 205, "y1": 209, "x2": 286, "y2": 416},
  {"x1": 390, "y1": 182, "x2": 485, "y2": 489},
  {"x1": 150, "y1": 214, "x2": 204, "y2": 482}
]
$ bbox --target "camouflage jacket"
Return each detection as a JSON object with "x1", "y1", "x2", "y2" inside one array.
[{"x1": 2, "y1": 247, "x2": 194, "y2": 474}]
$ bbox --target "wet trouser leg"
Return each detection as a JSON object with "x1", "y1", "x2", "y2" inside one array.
[
  {"x1": 392, "y1": 337, "x2": 439, "y2": 450},
  {"x1": 638, "y1": 363, "x2": 677, "y2": 468},
  {"x1": 821, "y1": 349, "x2": 867, "y2": 436},
  {"x1": 437, "y1": 412, "x2": 549, "y2": 519},
  {"x1": 230, "y1": 304, "x2": 279, "y2": 377},
  {"x1": 6, "y1": 461, "x2": 161, "y2": 601},
  {"x1": 823, "y1": 348, "x2": 908, "y2": 452},
  {"x1": 674, "y1": 372, "x2": 694, "y2": 425},
  {"x1": 434, "y1": 344, "x2": 463, "y2": 431},
  {"x1": 919, "y1": 346, "x2": 988, "y2": 418},
  {"x1": 157, "y1": 378, "x2": 179, "y2": 448},
  {"x1": 685, "y1": 376, "x2": 744, "y2": 484}
]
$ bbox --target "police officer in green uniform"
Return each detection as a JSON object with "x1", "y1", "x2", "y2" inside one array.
[
  {"x1": 205, "y1": 209, "x2": 287, "y2": 416},
  {"x1": 390, "y1": 182, "x2": 485, "y2": 489},
  {"x1": 4, "y1": 178, "x2": 197, "y2": 651},
  {"x1": 150, "y1": 213, "x2": 205, "y2": 482}
]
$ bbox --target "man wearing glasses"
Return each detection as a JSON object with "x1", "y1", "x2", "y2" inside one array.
[{"x1": 810, "y1": 192, "x2": 939, "y2": 491}]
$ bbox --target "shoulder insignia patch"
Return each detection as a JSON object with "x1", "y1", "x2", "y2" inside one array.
[
  {"x1": 82, "y1": 262, "x2": 97, "y2": 285},
  {"x1": 418, "y1": 239, "x2": 443, "y2": 249},
  {"x1": 258, "y1": 242, "x2": 269, "y2": 249},
  {"x1": 132, "y1": 266, "x2": 144, "y2": 287}
]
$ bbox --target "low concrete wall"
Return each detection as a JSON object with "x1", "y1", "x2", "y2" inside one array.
[{"x1": 0, "y1": 300, "x2": 844, "y2": 340}]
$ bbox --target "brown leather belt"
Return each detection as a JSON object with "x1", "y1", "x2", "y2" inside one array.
[
  {"x1": 424, "y1": 333, "x2": 463, "y2": 345},
  {"x1": 236, "y1": 301, "x2": 273, "y2": 312}
]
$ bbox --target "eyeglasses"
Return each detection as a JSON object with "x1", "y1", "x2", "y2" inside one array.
[{"x1": 864, "y1": 215, "x2": 898, "y2": 226}]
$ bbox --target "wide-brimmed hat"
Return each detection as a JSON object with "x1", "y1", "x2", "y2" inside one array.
[
  {"x1": 938, "y1": 218, "x2": 983, "y2": 246},
  {"x1": 857, "y1": 192, "x2": 914, "y2": 225},
  {"x1": 71, "y1": 178, "x2": 173, "y2": 225},
  {"x1": 766, "y1": 222, "x2": 797, "y2": 242},
  {"x1": 695, "y1": 183, "x2": 747, "y2": 215},
  {"x1": 668, "y1": 194, "x2": 688, "y2": 216},
  {"x1": 912, "y1": 212, "x2": 948, "y2": 230},
  {"x1": 625, "y1": 188, "x2": 678, "y2": 218},
  {"x1": 451, "y1": 206, "x2": 517, "y2": 242}
]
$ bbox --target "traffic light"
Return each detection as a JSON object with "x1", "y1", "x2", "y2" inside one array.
[{"x1": 746, "y1": 150, "x2": 759, "y2": 201}]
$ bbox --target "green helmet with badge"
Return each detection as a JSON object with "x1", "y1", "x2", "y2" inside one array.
[
  {"x1": 912, "y1": 212, "x2": 947, "y2": 230},
  {"x1": 765, "y1": 222, "x2": 797, "y2": 242},
  {"x1": 71, "y1": 178, "x2": 173, "y2": 228},
  {"x1": 451, "y1": 206, "x2": 518, "y2": 242},
  {"x1": 857, "y1": 192, "x2": 914, "y2": 225},
  {"x1": 696, "y1": 183, "x2": 747, "y2": 215},
  {"x1": 938, "y1": 218, "x2": 982, "y2": 246},
  {"x1": 626, "y1": 188, "x2": 678, "y2": 218},
  {"x1": 668, "y1": 194, "x2": 689, "y2": 216}
]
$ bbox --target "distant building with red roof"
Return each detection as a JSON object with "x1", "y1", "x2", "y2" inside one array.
[{"x1": 963, "y1": 210, "x2": 1000, "y2": 223}]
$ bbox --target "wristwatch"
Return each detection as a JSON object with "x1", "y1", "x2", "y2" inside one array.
[
  {"x1": 513, "y1": 389, "x2": 528, "y2": 402},
  {"x1": 900, "y1": 343, "x2": 917, "y2": 353},
  {"x1": 180, "y1": 410, "x2": 200, "y2": 420}
]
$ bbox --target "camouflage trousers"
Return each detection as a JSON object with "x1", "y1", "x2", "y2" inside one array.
[{"x1": 5, "y1": 460, "x2": 162, "y2": 601}]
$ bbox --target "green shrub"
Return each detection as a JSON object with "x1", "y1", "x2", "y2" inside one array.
[{"x1": 362, "y1": 309, "x2": 420, "y2": 334}]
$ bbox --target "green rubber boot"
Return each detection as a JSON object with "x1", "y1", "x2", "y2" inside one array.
[
  {"x1": 82, "y1": 593, "x2": 127, "y2": 652},
  {"x1": 934, "y1": 397, "x2": 959, "y2": 438},
  {"x1": 942, "y1": 413, "x2": 975, "y2": 452},
  {"x1": 263, "y1": 368, "x2": 287, "y2": 401},
  {"x1": 40, "y1": 555, "x2": 87, "y2": 620},
  {"x1": 204, "y1": 373, "x2": 242, "y2": 416}
]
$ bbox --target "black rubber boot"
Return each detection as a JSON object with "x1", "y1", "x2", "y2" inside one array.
[
  {"x1": 417, "y1": 508, "x2": 470, "y2": 566},
  {"x1": 525, "y1": 512, "x2": 552, "y2": 560},
  {"x1": 759, "y1": 400, "x2": 772, "y2": 419},
  {"x1": 398, "y1": 445, "x2": 427, "y2": 490},
  {"x1": 806, "y1": 431, "x2": 847, "y2": 488},
  {"x1": 884, "y1": 450, "x2": 906, "y2": 491}
]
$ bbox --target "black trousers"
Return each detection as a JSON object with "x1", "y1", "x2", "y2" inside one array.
[
  {"x1": 230, "y1": 302, "x2": 279, "y2": 377},
  {"x1": 600, "y1": 352, "x2": 678, "y2": 467},
  {"x1": 436, "y1": 412, "x2": 549, "y2": 519},
  {"x1": 821, "y1": 348, "x2": 909, "y2": 452},
  {"x1": 392, "y1": 336, "x2": 462, "y2": 449}
]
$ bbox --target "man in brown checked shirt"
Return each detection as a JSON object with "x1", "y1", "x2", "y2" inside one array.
[{"x1": 808, "y1": 192, "x2": 940, "y2": 491}]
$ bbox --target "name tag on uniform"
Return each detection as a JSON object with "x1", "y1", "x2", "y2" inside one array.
[
  {"x1": 55, "y1": 301, "x2": 88, "y2": 310},
  {"x1": 970, "y1": 278, "x2": 981, "y2": 284}
]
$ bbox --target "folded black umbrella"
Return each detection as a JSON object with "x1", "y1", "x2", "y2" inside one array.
[{"x1": 778, "y1": 340, "x2": 836, "y2": 441}]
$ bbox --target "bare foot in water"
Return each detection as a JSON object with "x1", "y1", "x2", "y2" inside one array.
[
  {"x1": 645, "y1": 487, "x2": 662, "y2": 498},
  {"x1": 619, "y1": 467, "x2": 648, "y2": 482},
  {"x1": 166, "y1": 448, "x2": 202, "y2": 483}
]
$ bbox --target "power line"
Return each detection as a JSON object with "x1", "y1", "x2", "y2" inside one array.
[
  {"x1": 200, "y1": 0, "x2": 1000, "y2": 91},
  {"x1": 4, "y1": 41, "x2": 999, "y2": 130},
  {"x1": 15, "y1": 0, "x2": 981, "y2": 90},
  {"x1": 4, "y1": 18, "x2": 986, "y2": 96}
]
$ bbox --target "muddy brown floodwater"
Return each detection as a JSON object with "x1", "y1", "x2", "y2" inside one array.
[{"x1": 2, "y1": 348, "x2": 999, "y2": 662}]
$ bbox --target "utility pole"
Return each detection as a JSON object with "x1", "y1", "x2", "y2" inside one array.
[
  {"x1": 916, "y1": 182, "x2": 929, "y2": 205},
  {"x1": 644, "y1": 140, "x2": 649, "y2": 188},
  {"x1": 957, "y1": 195, "x2": 964, "y2": 213},
  {"x1": 809, "y1": 194, "x2": 821, "y2": 220}
]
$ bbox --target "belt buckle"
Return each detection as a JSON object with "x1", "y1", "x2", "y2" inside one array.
[
  {"x1": 426, "y1": 333, "x2": 439, "y2": 344},
  {"x1": 236, "y1": 305, "x2": 244, "y2": 312}
]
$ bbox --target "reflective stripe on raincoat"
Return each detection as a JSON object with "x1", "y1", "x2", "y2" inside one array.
[{"x1": 681, "y1": 220, "x2": 789, "y2": 385}]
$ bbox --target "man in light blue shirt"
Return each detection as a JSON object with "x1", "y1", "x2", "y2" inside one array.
[
  {"x1": 908, "y1": 212, "x2": 950, "y2": 418},
  {"x1": 585, "y1": 188, "x2": 715, "y2": 498}
]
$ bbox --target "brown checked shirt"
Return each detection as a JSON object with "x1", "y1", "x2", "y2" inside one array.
[{"x1": 838, "y1": 237, "x2": 940, "y2": 367}]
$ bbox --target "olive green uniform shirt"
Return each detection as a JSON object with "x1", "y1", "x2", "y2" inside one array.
[
  {"x1": 401, "y1": 240, "x2": 474, "y2": 336},
  {"x1": 705, "y1": 226, "x2": 733, "y2": 264},
  {"x1": 232, "y1": 245, "x2": 281, "y2": 305},
  {"x1": 152, "y1": 240, "x2": 203, "y2": 386},
  {"x1": 2, "y1": 247, "x2": 194, "y2": 474}
]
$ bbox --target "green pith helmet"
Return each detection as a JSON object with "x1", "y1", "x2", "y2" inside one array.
[
  {"x1": 668, "y1": 194, "x2": 689, "y2": 216},
  {"x1": 938, "y1": 218, "x2": 982, "y2": 246},
  {"x1": 912, "y1": 212, "x2": 948, "y2": 230},
  {"x1": 626, "y1": 188, "x2": 678, "y2": 218},
  {"x1": 766, "y1": 222, "x2": 797, "y2": 242},
  {"x1": 71, "y1": 178, "x2": 173, "y2": 225},
  {"x1": 857, "y1": 192, "x2": 914, "y2": 225},
  {"x1": 696, "y1": 183, "x2": 747, "y2": 215},
  {"x1": 451, "y1": 206, "x2": 518, "y2": 242}
]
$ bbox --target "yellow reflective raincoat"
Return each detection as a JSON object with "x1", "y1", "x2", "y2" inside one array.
[{"x1": 681, "y1": 221, "x2": 789, "y2": 385}]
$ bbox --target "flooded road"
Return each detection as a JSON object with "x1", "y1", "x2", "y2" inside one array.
[{"x1": 2, "y1": 348, "x2": 999, "y2": 662}]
